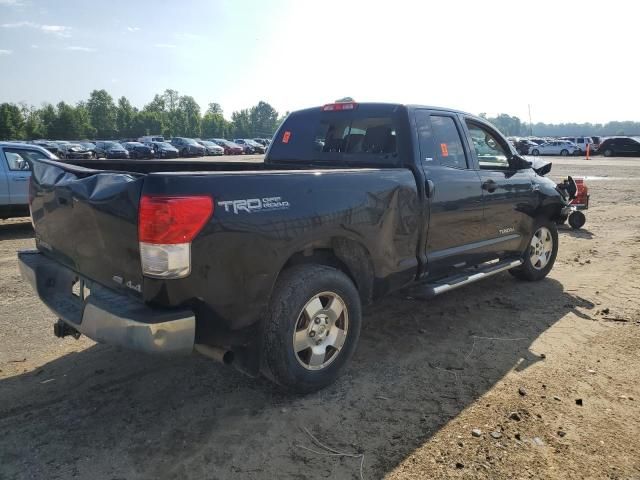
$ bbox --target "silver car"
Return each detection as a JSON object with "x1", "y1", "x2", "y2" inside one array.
[
  {"x1": 529, "y1": 140, "x2": 579, "y2": 156},
  {"x1": 0, "y1": 142, "x2": 57, "y2": 219}
]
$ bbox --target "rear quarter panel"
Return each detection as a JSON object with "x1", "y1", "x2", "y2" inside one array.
[{"x1": 142, "y1": 168, "x2": 421, "y2": 329}]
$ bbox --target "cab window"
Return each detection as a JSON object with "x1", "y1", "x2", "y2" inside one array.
[{"x1": 465, "y1": 121, "x2": 510, "y2": 169}]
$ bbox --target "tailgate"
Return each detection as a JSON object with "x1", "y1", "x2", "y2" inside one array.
[{"x1": 29, "y1": 159, "x2": 145, "y2": 297}]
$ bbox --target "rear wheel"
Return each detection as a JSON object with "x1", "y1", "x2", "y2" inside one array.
[
  {"x1": 560, "y1": 149, "x2": 569, "y2": 156},
  {"x1": 510, "y1": 218, "x2": 558, "y2": 281},
  {"x1": 604, "y1": 148, "x2": 613, "y2": 157},
  {"x1": 568, "y1": 210, "x2": 586, "y2": 229},
  {"x1": 532, "y1": 149, "x2": 540, "y2": 156},
  {"x1": 262, "y1": 265, "x2": 361, "y2": 393}
]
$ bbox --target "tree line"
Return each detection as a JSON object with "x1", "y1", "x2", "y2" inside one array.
[
  {"x1": 0, "y1": 89, "x2": 286, "y2": 141},
  {"x1": 481, "y1": 113, "x2": 640, "y2": 138}
]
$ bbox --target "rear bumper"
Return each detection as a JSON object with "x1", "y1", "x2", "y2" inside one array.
[{"x1": 18, "y1": 250, "x2": 195, "y2": 355}]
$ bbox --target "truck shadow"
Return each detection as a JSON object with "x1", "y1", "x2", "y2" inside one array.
[
  {"x1": 558, "y1": 224, "x2": 595, "y2": 239},
  {"x1": 0, "y1": 218, "x2": 34, "y2": 241},
  {"x1": 0, "y1": 275, "x2": 595, "y2": 479}
]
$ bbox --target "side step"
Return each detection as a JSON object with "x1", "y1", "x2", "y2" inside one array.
[{"x1": 417, "y1": 258, "x2": 523, "y2": 298}]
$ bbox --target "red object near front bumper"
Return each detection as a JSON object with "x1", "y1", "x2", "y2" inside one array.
[{"x1": 570, "y1": 178, "x2": 589, "y2": 209}]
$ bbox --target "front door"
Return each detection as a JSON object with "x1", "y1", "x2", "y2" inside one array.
[
  {"x1": 1, "y1": 147, "x2": 35, "y2": 205},
  {"x1": 414, "y1": 109, "x2": 485, "y2": 279},
  {"x1": 461, "y1": 119, "x2": 537, "y2": 258}
]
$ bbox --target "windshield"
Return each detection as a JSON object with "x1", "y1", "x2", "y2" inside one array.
[
  {"x1": 246, "y1": 140, "x2": 261, "y2": 147},
  {"x1": 80, "y1": 142, "x2": 95, "y2": 148},
  {"x1": 183, "y1": 138, "x2": 198, "y2": 145},
  {"x1": 156, "y1": 142, "x2": 173, "y2": 148},
  {"x1": 128, "y1": 142, "x2": 144, "y2": 147},
  {"x1": 105, "y1": 142, "x2": 121, "y2": 149},
  {"x1": 199, "y1": 141, "x2": 216, "y2": 147}
]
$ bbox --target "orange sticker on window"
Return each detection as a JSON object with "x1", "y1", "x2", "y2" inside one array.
[
  {"x1": 440, "y1": 143, "x2": 449, "y2": 157},
  {"x1": 282, "y1": 131, "x2": 291, "y2": 143}
]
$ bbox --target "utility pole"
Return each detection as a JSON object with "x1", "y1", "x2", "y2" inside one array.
[{"x1": 528, "y1": 104, "x2": 533, "y2": 136}]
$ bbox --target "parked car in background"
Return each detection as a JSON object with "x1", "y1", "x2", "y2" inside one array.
[
  {"x1": 122, "y1": 142, "x2": 155, "y2": 159},
  {"x1": 513, "y1": 139, "x2": 539, "y2": 155},
  {"x1": 253, "y1": 138, "x2": 271, "y2": 147},
  {"x1": 528, "y1": 138, "x2": 548, "y2": 145},
  {"x1": 95, "y1": 141, "x2": 129, "y2": 159},
  {"x1": 32, "y1": 140, "x2": 61, "y2": 156},
  {"x1": 530, "y1": 140, "x2": 579, "y2": 156},
  {"x1": 170, "y1": 137, "x2": 206, "y2": 157},
  {"x1": 58, "y1": 143, "x2": 93, "y2": 160},
  {"x1": 591, "y1": 136, "x2": 602, "y2": 151},
  {"x1": 196, "y1": 140, "x2": 225, "y2": 156},
  {"x1": 561, "y1": 136, "x2": 594, "y2": 154},
  {"x1": 138, "y1": 135, "x2": 165, "y2": 144},
  {"x1": 598, "y1": 137, "x2": 640, "y2": 157},
  {"x1": 244, "y1": 139, "x2": 267, "y2": 154},
  {"x1": 210, "y1": 138, "x2": 244, "y2": 155},
  {"x1": 147, "y1": 141, "x2": 179, "y2": 158},
  {"x1": 231, "y1": 139, "x2": 257, "y2": 154},
  {"x1": 0, "y1": 142, "x2": 56, "y2": 219},
  {"x1": 78, "y1": 141, "x2": 96, "y2": 158}
]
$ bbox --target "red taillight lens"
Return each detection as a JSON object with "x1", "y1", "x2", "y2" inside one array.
[
  {"x1": 138, "y1": 195, "x2": 213, "y2": 244},
  {"x1": 322, "y1": 102, "x2": 358, "y2": 112}
]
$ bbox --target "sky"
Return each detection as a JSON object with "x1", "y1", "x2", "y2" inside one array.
[{"x1": 0, "y1": 0, "x2": 638, "y2": 124}]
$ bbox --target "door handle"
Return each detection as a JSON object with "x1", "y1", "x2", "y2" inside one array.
[
  {"x1": 482, "y1": 179, "x2": 497, "y2": 193},
  {"x1": 425, "y1": 179, "x2": 435, "y2": 198}
]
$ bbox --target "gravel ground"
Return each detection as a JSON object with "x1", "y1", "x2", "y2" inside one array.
[{"x1": 1, "y1": 156, "x2": 639, "y2": 480}]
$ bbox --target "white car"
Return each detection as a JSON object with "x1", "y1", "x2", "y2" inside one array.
[
  {"x1": 560, "y1": 136, "x2": 594, "y2": 154},
  {"x1": 530, "y1": 140, "x2": 579, "y2": 156}
]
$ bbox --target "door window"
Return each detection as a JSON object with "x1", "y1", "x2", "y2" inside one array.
[
  {"x1": 429, "y1": 115, "x2": 467, "y2": 169},
  {"x1": 465, "y1": 122, "x2": 510, "y2": 169},
  {"x1": 3, "y1": 148, "x2": 47, "y2": 171}
]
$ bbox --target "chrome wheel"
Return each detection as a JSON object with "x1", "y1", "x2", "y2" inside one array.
[
  {"x1": 293, "y1": 291, "x2": 349, "y2": 371},
  {"x1": 530, "y1": 227, "x2": 553, "y2": 270}
]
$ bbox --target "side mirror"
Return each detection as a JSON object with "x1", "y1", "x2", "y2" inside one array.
[{"x1": 510, "y1": 154, "x2": 532, "y2": 170}]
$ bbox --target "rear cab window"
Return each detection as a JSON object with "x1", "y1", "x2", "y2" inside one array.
[{"x1": 268, "y1": 103, "x2": 404, "y2": 167}]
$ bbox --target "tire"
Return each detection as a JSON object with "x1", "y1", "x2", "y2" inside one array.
[
  {"x1": 568, "y1": 210, "x2": 586, "y2": 229},
  {"x1": 509, "y1": 218, "x2": 558, "y2": 281},
  {"x1": 532, "y1": 149, "x2": 540, "y2": 156},
  {"x1": 560, "y1": 149, "x2": 569, "y2": 156},
  {"x1": 262, "y1": 264, "x2": 362, "y2": 393},
  {"x1": 604, "y1": 149, "x2": 613, "y2": 157}
]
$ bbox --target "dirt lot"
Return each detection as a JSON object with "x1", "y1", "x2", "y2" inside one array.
[{"x1": 1, "y1": 156, "x2": 639, "y2": 480}]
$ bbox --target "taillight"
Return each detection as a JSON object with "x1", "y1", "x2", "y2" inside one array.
[
  {"x1": 138, "y1": 195, "x2": 213, "y2": 279},
  {"x1": 321, "y1": 102, "x2": 358, "y2": 112}
]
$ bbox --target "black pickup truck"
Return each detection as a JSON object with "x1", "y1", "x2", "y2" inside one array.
[{"x1": 19, "y1": 102, "x2": 571, "y2": 392}]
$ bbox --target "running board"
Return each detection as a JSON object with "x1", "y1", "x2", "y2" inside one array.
[{"x1": 418, "y1": 259, "x2": 523, "y2": 298}]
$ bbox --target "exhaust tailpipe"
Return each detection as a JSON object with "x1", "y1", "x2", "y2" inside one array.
[{"x1": 194, "y1": 344, "x2": 234, "y2": 365}]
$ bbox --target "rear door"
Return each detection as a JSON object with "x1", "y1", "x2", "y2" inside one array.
[
  {"x1": 413, "y1": 109, "x2": 485, "y2": 278},
  {"x1": 461, "y1": 118, "x2": 536, "y2": 256}
]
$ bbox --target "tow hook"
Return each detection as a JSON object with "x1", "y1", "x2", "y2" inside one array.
[{"x1": 53, "y1": 319, "x2": 81, "y2": 339}]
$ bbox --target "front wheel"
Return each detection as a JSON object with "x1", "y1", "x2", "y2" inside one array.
[
  {"x1": 262, "y1": 264, "x2": 362, "y2": 393},
  {"x1": 560, "y1": 149, "x2": 569, "y2": 156},
  {"x1": 532, "y1": 149, "x2": 540, "y2": 156},
  {"x1": 510, "y1": 218, "x2": 558, "y2": 281},
  {"x1": 604, "y1": 149, "x2": 613, "y2": 157}
]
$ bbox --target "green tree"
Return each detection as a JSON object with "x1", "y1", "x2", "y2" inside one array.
[
  {"x1": 249, "y1": 101, "x2": 279, "y2": 138},
  {"x1": 87, "y1": 89, "x2": 117, "y2": 138},
  {"x1": 231, "y1": 109, "x2": 252, "y2": 138},
  {"x1": 22, "y1": 105, "x2": 46, "y2": 139},
  {"x1": 176, "y1": 95, "x2": 201, "y2": 137},
  {"x1": 116, "y1": 96, "x2": 136, "y2": 138},
  {"x1": 132, "y1": 110, "x2": 164, "y2": 138},
  {"x1": 0, "y1": 103, "x2": 25, "y2": 140}
]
